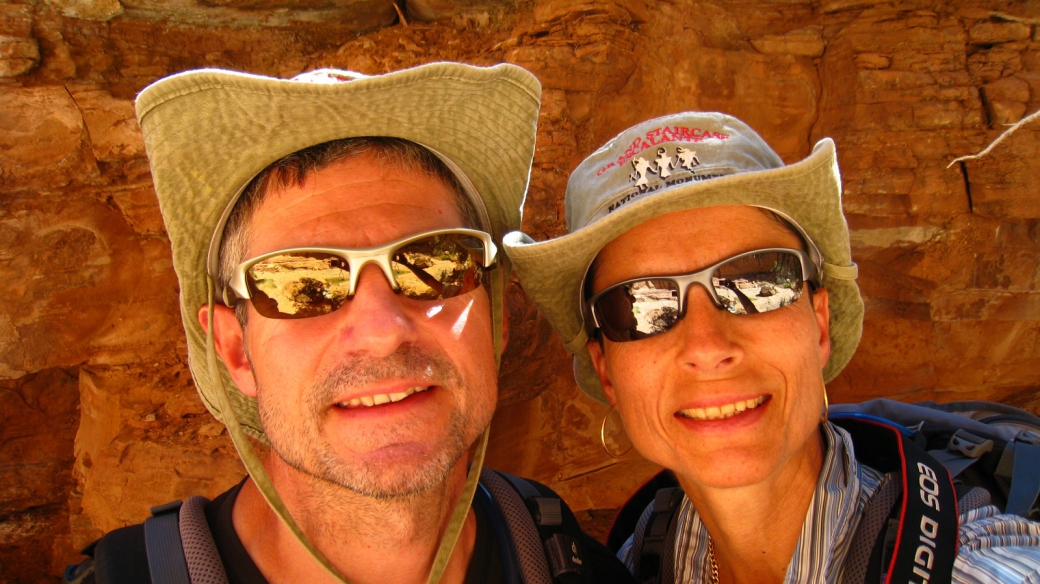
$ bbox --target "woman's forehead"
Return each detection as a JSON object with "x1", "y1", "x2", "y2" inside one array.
[{"x1": 590, "y1": 205, "x2": 803, "y2": 291}]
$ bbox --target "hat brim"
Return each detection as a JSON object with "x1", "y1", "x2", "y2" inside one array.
[
  {"x1": 504, "y1": 138, "x2": 863, "y2": 403},
  {"x1": 136, "y1": 63, "x2": 541, "y2": 437}
]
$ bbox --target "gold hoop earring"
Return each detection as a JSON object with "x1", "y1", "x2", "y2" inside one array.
[
  {"x1": 821, "y1": 390, "x2": 830, "y2": 425},
  {"x1": 600, "y1": 404, "x2": 633, "y2": 458}
]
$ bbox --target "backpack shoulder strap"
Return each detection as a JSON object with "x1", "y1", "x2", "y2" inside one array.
[
  {"x1": 479, "y1": 468, "x2": 552, "y2": 584},
  {"x1": 842, "y1": 472, "x2": 902, "y2": 584},
  {"x1": 143, "y1": 496, "x2": 225, "y2": 584},
  {"x1": 178, "y1": 496, "x2": 227, "y2": 584},
  {"x1": 607, "y1": 471, "x2": 679, "y2": 554},
  {"x1": 638, "y1": 487, "x2": 684, "y2": 584},
  {"x1": 144, "y1": 501, "x2": 191, "y2": 584},
  {"x1": 505, "y1": 476, "x2": 582, "y2": 583},
  {"x1": 485, "y1": 469, "x2": 594, "y2": 584},
  {"x1": 605, "y1": 472, "x2": 683, "y2": 584}
]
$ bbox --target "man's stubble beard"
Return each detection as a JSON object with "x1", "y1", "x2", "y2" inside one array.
[{"x1": 252, "y1": 346, "x2": 494, "y2": 499}]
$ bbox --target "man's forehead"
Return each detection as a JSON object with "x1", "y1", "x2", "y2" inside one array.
[
  {"x1": 274, "y1": 154, "x2": 422, "y2": 191},
  {"x1": 245, "y1": 157, "x2": 462, "y2": 251}
]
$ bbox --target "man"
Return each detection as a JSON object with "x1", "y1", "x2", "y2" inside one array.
[
  {"x1": 504, "y1": 112, "x2": 1040, "y2": 583},
  {"x1": 66, "y1": 64, "x2": 634, "y2": 584}
]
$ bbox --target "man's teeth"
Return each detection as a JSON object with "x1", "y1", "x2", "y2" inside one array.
[
  {"x1": 337, "y1": 386, "x2": 429, "y2": 408},
  {"x1": 680, "y1": 396, "x2": 767, "y2": 421}
]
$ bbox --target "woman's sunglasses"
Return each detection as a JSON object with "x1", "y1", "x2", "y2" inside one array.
[
  {"x1": 224, "y1": 228, "x2": 497, "y2": 319},
  {"x1": 585, "y1": 248, "x2": 818, "y2": 342}
]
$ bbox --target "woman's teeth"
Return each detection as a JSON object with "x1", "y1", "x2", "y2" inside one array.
[
  {"x1": 337, "y1": 386, "x2": 430, "y2": 408},
  {"x1": 680, "y1": 396, "x2": 767, "y2": 421}
]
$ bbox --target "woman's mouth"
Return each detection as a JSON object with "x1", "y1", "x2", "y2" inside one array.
[{"x1": 678, "y1": 396, "x2": 767, "y2": 421}]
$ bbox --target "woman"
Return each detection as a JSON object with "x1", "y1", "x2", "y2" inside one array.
[{"x1": 503, "y1": 112, "x2": 1040, "y2": 583}]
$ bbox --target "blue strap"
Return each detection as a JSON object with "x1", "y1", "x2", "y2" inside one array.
[
  {"x1": 144, "y1": 501, "x2": 191, "y2": 584},
  {"x1": 1006, "y1": 442, "x2": 1040, "y2": 517}
]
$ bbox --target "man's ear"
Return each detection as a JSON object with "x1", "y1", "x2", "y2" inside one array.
[
  {"x1": 811, "y1": 287, "x2": 832, "y2": 367},
  {"x1": 198, "y1": 304, "x2": 257, "y2": 397},
  {"x1": 586, "y1": 339, "x2": 617, "y2": 407}
]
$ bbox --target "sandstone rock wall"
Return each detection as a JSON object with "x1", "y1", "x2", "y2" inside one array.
[{"x1": 0, "y1": 0, "x2": 1037, "y2": 580}]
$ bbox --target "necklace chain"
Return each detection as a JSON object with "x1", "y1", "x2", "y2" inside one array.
[{"x1": 708, "y1": 535, "x2": 719, "y2": 584}]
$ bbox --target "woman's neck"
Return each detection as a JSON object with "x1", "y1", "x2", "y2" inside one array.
[{"x1": 677, "y1": 428, "x2": 826, "y2": 584}]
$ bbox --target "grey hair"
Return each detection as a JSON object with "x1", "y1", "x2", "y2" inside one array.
[{"x1": 216, "y1": 137, "x2": 483, "y2": 324}]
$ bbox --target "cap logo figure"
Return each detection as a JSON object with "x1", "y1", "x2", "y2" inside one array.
[{"x1": 611, "y1": 144, "x2": 731, "y2": 214}]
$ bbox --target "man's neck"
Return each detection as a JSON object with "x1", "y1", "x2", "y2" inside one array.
[{"x1": 232, "y1": 456, "x2": 477, "y2": 584}]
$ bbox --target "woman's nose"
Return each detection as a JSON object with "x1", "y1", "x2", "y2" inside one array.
[{"x1": 673, "y1": 284, "x2": 745, "y2": 374}]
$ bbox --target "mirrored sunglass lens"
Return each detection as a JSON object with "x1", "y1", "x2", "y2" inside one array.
[
  {"x1": 595, "y1": 279, "x2": 680, "y2": 342},
  {"x1": 246, "y1": 253, "x2": 350, "y2": 318},
  {"x1": 711, "y1": 252, "x2": 803, "y2": 315},
  {"x1": 391, "y1": 234, "x2": 485, "y2": 301}
]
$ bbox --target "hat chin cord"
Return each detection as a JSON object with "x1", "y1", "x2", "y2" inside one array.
[{"x1": 204, "y1": 269, "x2": 504, "y2": 584}]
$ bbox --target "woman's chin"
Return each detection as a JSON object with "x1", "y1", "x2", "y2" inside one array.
[
  {"x1": 670, "y1": 448, "x2": 780, "y2": 490},
  {"x1": 660, "y1": 426, "x2": 825, "y2": 493}
]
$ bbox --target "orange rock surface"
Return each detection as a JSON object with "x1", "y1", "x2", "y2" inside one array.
[{"x1": 0, "y1": 0, "x2": 1037, "y2": 580}]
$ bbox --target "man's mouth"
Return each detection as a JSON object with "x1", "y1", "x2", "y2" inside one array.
[
  {"x1": 335, "y1": 386, "x2": 432, "y2": 409},
  {"x1": 678, "y1": 396, "x2": 767, "y2": 421}
]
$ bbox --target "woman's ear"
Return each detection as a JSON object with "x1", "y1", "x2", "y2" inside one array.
[
  {"x1": 811, "y1": 287, "x2": 832, "y2": 367},
  {"x1": 586, "y1": 340, "x2": 617, "y2": 407},
  {"x1": 198, "y1": 304, "x2": 257, "y2": 397}
]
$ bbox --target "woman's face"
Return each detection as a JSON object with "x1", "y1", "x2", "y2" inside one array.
[{"x1": 586, "y1": 205, "x2": 832, "y2": 489}]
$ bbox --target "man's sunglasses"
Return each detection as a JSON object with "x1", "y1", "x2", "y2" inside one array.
[
  {"x1": 585, "y1": 248, "x2": 818, "y2": 342},
  {"x1": 225, "y1": 228, "x2": 497, "y2": 319}
]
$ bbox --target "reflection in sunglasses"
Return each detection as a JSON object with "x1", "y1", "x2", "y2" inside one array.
[
  {"x1": 590, "y1": 249, "x2": 810, "y2": 343},
  {"x1": 250, "y1": 255, "x2": 350, "y2": 317},
  {"x1": 627, "y1": 282, "x2": 679, "y2": 337},
  {"x1": 238, "y1": 231, "x2": 491, "y2": 319},
  {"x1": 392, "y1": 242, "x2": 479, "y2": 300},
  {"x1": 715, "y1": 276, "x2": 799, "y2": 315}
]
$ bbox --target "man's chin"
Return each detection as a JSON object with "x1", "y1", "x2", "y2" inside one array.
[
  {"x1": 275, "y1": 443, "x2": 466, "y2": 499},
  {"x1": 324, "y1": 462, "x2": 458, "y2": 499}
]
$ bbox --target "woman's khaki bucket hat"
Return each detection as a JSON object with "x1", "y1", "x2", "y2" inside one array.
[
  {"x1": 503, "y1": 112, "x2": 862, "y2": 404},
  {"x1": 135, "y1": 62, "x2": 541, "y2": 583}
]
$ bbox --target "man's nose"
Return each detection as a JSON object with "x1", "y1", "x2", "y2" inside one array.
[
  {"x1": 674, "y1": 284, "x2": 744, "y2": 374},
  {"x1": 330, "y1": 263, "x2": 419, "y2": 357}
]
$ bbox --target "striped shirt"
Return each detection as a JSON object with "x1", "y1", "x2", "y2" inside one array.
[{"x1": 619, "y1": 423, "x2": 1040, "y2": 583}]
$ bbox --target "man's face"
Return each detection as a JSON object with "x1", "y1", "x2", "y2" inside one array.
[
  {"x1": 586, "y1": 205, "x2": 831, "y2": 489},
  {"x1": 210, "y1": 154, "x2": 498, "y2": 497}
]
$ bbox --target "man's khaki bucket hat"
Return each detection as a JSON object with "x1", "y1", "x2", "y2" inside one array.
[
  {"x1": 137, "y1": 63, "x2": 541, "y2": 433},
  {"x1": 503, "y1": 112, "x2": 862, "y2": 404},
  {"x1": 135, "y1": 62, "x2": 541, "y2": 583}
]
